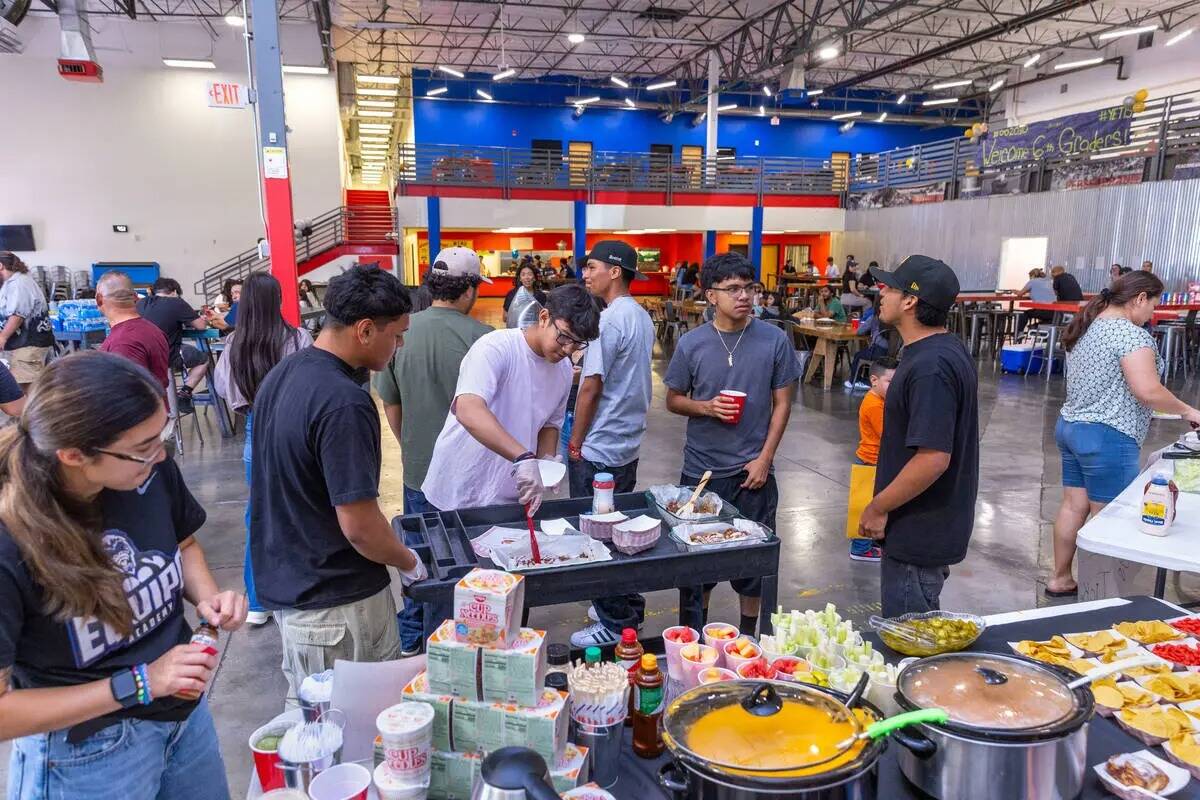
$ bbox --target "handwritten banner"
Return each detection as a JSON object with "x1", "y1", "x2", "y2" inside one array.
[{"x1": 980, "y1": 106, "x2": 1134, "y2": 168}]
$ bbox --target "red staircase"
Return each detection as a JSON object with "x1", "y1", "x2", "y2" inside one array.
[{"x1": 343, "y1": 190, "x2": 394, "y2": 245}]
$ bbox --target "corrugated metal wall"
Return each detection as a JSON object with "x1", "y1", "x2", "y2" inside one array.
[{"x1": 842, "y1": 179, "x2": 1200, "y2": 291}]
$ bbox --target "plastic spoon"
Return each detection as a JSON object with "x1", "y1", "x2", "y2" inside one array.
[
  {"x1": 525, "y1": 504, "x2": 541, "y2": 564},
  {"x1": 833, "y1": 708, "x2": 950, "y2": 751},
  {"x1": 1065, "y1": 654, "x2": 1159, "y2": 690},
  {"x1": 677, "y1": 470, "x2": 712, "y2": 517}
]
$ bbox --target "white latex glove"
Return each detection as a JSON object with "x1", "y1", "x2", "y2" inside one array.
[
  {"x1": 512, "y1": 458, "x2": 546, "y2": 515},
  {"x1": 399, "y1": 555, "x2": 428, "y2": 587}
]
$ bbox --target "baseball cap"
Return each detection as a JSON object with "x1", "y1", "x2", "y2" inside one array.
[
  {"x1": 870, "y1": 255, "x2": 959, "y2": 312},
  {"x1": 430, "y1": 246, "x2": 492, "y2": 284},
  {"x1": 584, "y1": 240, "x2": 646, "y2": 281}
]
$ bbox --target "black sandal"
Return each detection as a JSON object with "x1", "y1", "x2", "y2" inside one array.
[{"x1": 1043, "y1": 586, "x2": 1078, "y2": 598}]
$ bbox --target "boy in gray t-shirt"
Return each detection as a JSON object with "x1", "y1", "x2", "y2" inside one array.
[{"x1": 663, "y1": 253, "x2": 800, "y2": 635}]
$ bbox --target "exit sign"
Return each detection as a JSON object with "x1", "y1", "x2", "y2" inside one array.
[{"x1": 206, "y1": 81, "x2": 250, "y2": 109}]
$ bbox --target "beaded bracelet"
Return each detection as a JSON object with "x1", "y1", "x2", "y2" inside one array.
[{"x1": 132, "y1": 664, "x2": 153, "y2": 706}]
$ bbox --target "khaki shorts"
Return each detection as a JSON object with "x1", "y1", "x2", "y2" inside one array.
[
  {"x1": 7, "y1": 346, "x2": 48, "y2": 384},
  {"x1": 274, "y1": 587, "x2": 400, "y2": 700}
]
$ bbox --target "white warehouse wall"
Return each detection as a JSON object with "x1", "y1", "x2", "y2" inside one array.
[{"x1": 0, "y1": 15, "x2": 343, "y2": 300}]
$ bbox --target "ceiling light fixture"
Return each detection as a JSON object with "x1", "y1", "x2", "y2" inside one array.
[
  {"x1": 493, "y1": 227, "x2": 545, "y2": 233},
  {"x1": 1167, "y1": 27, "x2": 1195, "y2": 45},
  {"x1": 896, "y1": 93, "x2": 907, "y2": 104},
  {"x1": 989, "y1": 78, "x2": 1006, "y2": 92},
  {"x1": 356, "y1": 75, "x2": 401, "y2": 85},
  {"x1": 758, "y1": 104, "x2": 766, "y2": 115},
  {"x1": 359, "y1": 123, "x2": 391, "y2": 131},
  {"x1": 717, "y1": 103, "x2": 737, "y2": 111},
  {"x1": 1053, "y1": 57, "x2": 1104, "y2": 70},
  {"x1": 162, "y1": 58, "x2": 216, "y2": 69},
  {"x1": 493, "y1": 68, "x2": 516, "y2": 80},
  {"x1": 762, "y1": 86, "x2": 772, "y2": 96},
  {"x1": 807, "y1": 88, "x2": 824, "y2": 96},
  {"x1": 922, "y1": 97, "x2": 958, "y2": 106},
  {"x1": 877, "y1": 112, "x2": 889, "y2": 122},
  {"x1": 358, "y1": 110, "x2": 395, "y2": 117},
  {"x1": 360, "y1": 136, "x2": 389, "y2": 143},
  {"x1": 930, "y1": 79, "x2": 971, "y2": 89},
  {"x1": 476, "y1": 89, "x2": 493, "y2": 100},
  {"x1": 625, "y1": 98, "x2": 636, "y2": 108},
  {"x1": 426, "y1": 86, "x2": 449, "y2": 97},
  {"x1": 357, "y1": 88, "x2": 399, "y2": 96},
  {"x1": 817, "y1": 45, "x2": 839, "y2": 60},
  {"x1": 223, "y1": 13, "x2": 244, "y2": 26},
  {"x1": 437, "y1": 65, "x2": 464, "y2": 78},
  {"x1": 567, "y1": 32, "x2": 585, "y2": 44},
  {"x1": 282, "y1": 65, "x2": 328, "y2": 75},
  {"x1": 610, "y1": 75, "x2": 629, "y2": 88},
  {"x1": 357, "y1": 99, "x2": 395, "y2": 108},
  {"x1": 1022, "y1": 53, "x2": 1041, "y2": 68},
  {"x1": 646, "y1": 79, "x2": 677, "y2": 91},
  {"x1": 1098, "y1": 24, "x2": 1157, "y2": 40},
  {"x1": 832, "y1": 111, "x2": 862, "y2": 119},
  {"x1": 576, "y1": 96, "x2": 601, "y2": 105}
]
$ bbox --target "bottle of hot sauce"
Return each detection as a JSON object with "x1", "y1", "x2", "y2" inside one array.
[
  {"x1": 614, "y1": 628, "x2": 644, "y2": 725},
  {"x1": 632, "y1": 654, "x2": 665, "y2": 758},
  {"x1": 176, "y1": 622, "x2": 219, "y2": 700}
]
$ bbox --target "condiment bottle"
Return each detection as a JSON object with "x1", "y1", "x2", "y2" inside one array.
[
  {"x1": 614, "y1": 628, "x2": 644, "y2": 725},
  {"x1": 545, "y1": 643, "x2": 570, "y2": 687},
  {"x1": 584, "y1": 646, "x2": 602, "y2": 668},
  {"x1": 631, "y1": 654, "x2": 665, "y2": 758},
  {"x1": 592, "y1": 472, "x2": 616, "y2": 514},
  {"x1": 1139, "y1": 472, "x2": 1178, "y2": 536},
  {"x1": 177, "y1": 622, "x2": 219, "y2": 700}
]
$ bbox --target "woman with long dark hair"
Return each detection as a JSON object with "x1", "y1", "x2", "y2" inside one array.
[
  {"x1": 0, "y1": 352, "x2": 245, "y2": 798},
  {"x1": 214, "y1": 273, "x2": 312, "y2": 626},
  {"x1": 503, "y1": 263, "x2": 548, "y2": 328},
  {"x1": 1046, "y1": 272, "x2": 1200, "y2": 597}
]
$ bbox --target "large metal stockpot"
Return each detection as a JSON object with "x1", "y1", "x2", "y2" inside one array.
[
  {"x1": 657, "y1": 681, "x2": 893, "y2": 800},
  {"x1": 892, "y1": 652, "x2": 1095, "y2": 800}
]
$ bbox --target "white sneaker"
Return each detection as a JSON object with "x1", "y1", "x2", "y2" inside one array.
[
  {"x1": 587, "y1": 604, "x2": 600, "y2": 623},
  {"x1": 246, "y1": 610, "x2": 271, "y2": 627},
  {"x1": 570, "y1": 621, "x2": 621, "y2": 648}
]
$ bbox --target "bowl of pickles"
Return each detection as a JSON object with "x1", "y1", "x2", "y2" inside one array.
[{"x1": 869, "y1": 611, "x2": 987, "y2": 656}]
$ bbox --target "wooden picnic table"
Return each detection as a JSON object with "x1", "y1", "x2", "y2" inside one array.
[{"x1": 791, "y1": 319, "x2": 867, "y2": 390}]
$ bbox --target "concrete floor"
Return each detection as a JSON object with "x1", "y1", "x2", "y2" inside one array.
[{"x1": 4, "y1": 297, "x2": 1199, "y2": 794}]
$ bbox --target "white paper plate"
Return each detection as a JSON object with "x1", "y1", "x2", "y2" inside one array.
[
  {"x1": 538, "y1": 459, "x2": 566, "y2": 488},
  {"x1": 540, "y1": 518, "x2": 576, "y2": 536},
  {"x1": 1093, "y1": 750, "x2": 1191, "y2": 799}
]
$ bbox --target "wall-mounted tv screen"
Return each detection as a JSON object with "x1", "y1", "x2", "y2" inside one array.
[{"x1": 0, "y1": 226, "x2": 35, "y2": 252}]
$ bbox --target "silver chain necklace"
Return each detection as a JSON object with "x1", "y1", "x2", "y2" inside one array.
[{"x1": 713, "y1": 320, "x2": 749, "y2": 367}]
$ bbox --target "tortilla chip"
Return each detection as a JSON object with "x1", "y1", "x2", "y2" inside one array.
[{"x1": 1114, "y1": 620, "x2": 1185, "y2": 645}]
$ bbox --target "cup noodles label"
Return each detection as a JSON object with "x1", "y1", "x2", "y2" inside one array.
[
  {"x1": 384, "y1": 744, "x2": 429, "y2": 773},
  {"x1": 454, "y1": 569, "x2": 524, "y2": 649}
]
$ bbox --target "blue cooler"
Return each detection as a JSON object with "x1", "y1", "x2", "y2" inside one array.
[{"x1": 1000, "y1": 343, "x2": 1042, "y2": 374}]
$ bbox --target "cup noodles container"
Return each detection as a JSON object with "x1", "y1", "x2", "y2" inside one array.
[
  {"x1": 429, "y1": 751, "x2": 482, "y2": 800},
  {"x1": 249, "y1": 719, "x2": 292, "y2": 791},
  {"x1": 551, "y1": 743, "x2": 591, "y2": 792},
  {"x1": 307, "y1": 762, "x2": 371, "y2": 800},
  {"x1": 482, "y1": 628, "x2": 547, "y2": 708},
  {"x1": 697, "y1": 667, "x2": 739, "y2": 685},
  {"x1": 377, "y1": 702, "x2": 434, "y2": 783},
  {"x1": 454, "y1": 569, "x2": 525, "y2": 649},
  {"x1": 426, "y1": 619, "x2": 482, "y2": 700},
  {"x1": 401, "y1": 671, "x2": 454, "y2": 752},
  {"x1": 678, "y1": 644, "x2": 719, "y2": 689},
  {"x1": 451, "y1": 698, "x2": 505, "y2": 754},
  {"x1": 374, "y1": 763, "x2": 431, "y2": 800},
  {"x1": 500, "y1": 688, "x2": 568, "y2": 765},
  {"x1": 702, "y1": 623, "x2": 739, "y2": 663},
  {"x1": 662, "y1": 626, "x2": 700, "y2": 681},
  {"x1": 718, "y1": 389, "x2": 747, "y2": 424}
]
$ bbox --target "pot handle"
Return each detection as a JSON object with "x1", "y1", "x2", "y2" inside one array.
[
  {"x1": 658, "y1": 763, "x2": 690, "y2": 797},
  {"x1": 891, "y1": 726, "x2": 938, "y2": 760}
]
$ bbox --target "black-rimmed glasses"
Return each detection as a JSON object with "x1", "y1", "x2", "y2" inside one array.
[{"x1": 94, "y1": 417, "x2": 176, "y2": 464}]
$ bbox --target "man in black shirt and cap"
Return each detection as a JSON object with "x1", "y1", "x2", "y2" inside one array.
[{"x1": 861, "y1": 256, "x2": 979, "y2": 617}]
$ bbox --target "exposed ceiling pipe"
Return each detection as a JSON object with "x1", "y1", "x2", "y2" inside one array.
[{"x1": 56, "y1": 0, "x2": 102, "y2": 82}]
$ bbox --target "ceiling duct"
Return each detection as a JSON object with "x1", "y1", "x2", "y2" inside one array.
[
  {"x1": 0, "y1": 0, "x2": 29, "y2": 26},
  {"x1": 783, "y1": 60, "x2": 806, "y2": 91},
  {"x1": 57, "y1": 0, "x2": 103, "y2": 83}
]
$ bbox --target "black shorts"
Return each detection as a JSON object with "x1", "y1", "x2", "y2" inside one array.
[{"x1": 172, "y1": 345, "x2": 207, "y2": 371}]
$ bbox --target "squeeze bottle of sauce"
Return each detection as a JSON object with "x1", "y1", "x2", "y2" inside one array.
[
  {"x1": 631, "y1": 654, "x2": 665, "y2": 758},
  {"x1": 176, "y1": 622, "x2": 219, "y2": 700},
  {"x1": 614, "y1": 628, "x2": 644, "y2": 725},
  {"x1": 1139, "y1": 472, "x2": 1178, "y2": 536}
]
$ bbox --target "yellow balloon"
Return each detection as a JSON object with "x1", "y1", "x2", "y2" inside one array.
[
  {"x1": 1132, "y1": 101, "x2": 1147, "y2": 114},
  {"x1": 905, "y1": 158, "x2": 915, "y2": 168},
  {"x1": 1134, "y1": 88, "x2": 1149, "y2": 102}
]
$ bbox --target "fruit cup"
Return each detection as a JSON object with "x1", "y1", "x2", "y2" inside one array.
[
  {"x1": 663, "y1": 626, "x2": 700, "y2": 681},
  {"x1": 679, "y1": 644, "x2": 719, "y2": 689},
  {"x1": 723, "y1": 637, "x2": 762, "y2": 674},
  {"x1": 769, "y1": 656, "x2": 812, "y2": 683},
  {"x1": 735, "y1": 658, "x2": 774, "y2": 680},
  {"x1": 702, "y1": 623, "x2": 739, "y2": 661},
  {"x1": 697, "y1": 667, "x2": 739, "y2": 685},
  {"x1": 249, "y1": 720, "x2": 293, "y2": 792}
]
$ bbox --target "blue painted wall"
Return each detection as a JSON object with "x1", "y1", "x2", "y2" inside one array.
[{"x1": 414, "y1": 99, "x2": 958, "y2": 158}]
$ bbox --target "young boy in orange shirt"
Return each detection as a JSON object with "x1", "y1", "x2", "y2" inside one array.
[{"x1": 850, "y1": 357, "x2": 897, "y2": 562}]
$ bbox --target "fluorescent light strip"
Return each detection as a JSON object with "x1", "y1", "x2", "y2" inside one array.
[
  {"x1": 645, "y1": 79, "x2": 676, "y2": 91},
  {"x1": 877, "y1": 112, "x2": 889, "y2": 122},
  {"x1": 817, "y1": 46, "x2": 839, "y2": 60},
  {"x1": 493, "y1": 68, "x2": 516, "y2": 80},
  {"x1": 717, "y1": 103, "x2": 738, "y2": 111},
  {"x1": 1054, "y1": 57, "x2": 1104, "y2": 71},
  {"x1": 358, "y1": 99, "x2": 395, "y2": 108},
  {"x1": 808, "y1": 89, "x2": 824, "y2": 96},
  {"x1": 162, "y1": 58, "x2": 215, "y2": 69},
  {"x1": 437, "y1": 65, "x2": 464, "y2": 78},
  {"x1": 576, "y1": 96, "x2": 601, "y2": 105},
  {"x1": 357, "y1": 88, "x2": 399, "y2": 97},
  {"x1": 610, "y1": 75, "x2": 629, "y2": 88},
  {"x1": 359, "y1": 124, "x2": 392, "y2": 131},
  {"x1": 896, "y1": 93, "x2": 907, "y2": 104},
  {"x1": 426, "y1": 86, "x2": 449, "y2": 97},
  {"x1": 567, "y1": 32, "x2": 585, "y2": 44},
  {"x1": 1022, "y1": 53, "x2": 1041, "y2": 68},
  {"x1": 832, "y1": 111, "x2": 862, "y2": 120},
  {"x1": 282, "y1": 65, "x2": 328, "y2": 75},
  {"x1": 362, "y1": 144, "x2": 390, "y2": 150},
  {"x1": 1166, "y1": 27, "x2": 1194, "y2": 46},
  {"x1": 1098, "y1": 24, "x2": 1157, "y2": 40},
  {"x1": 762, "y1": 86, "x2": 772, "y2": 96},
  {"x1": 493, "y1": 227, "x2": 544, "y2": 233},
  {"x1": 357, "y1": 75, "x2": 401, "y2": 85},
  {"x1": 989, "y1": 78, "x2": 1005, "y2": 92},
  {"x1": 224, "y1": 14, "x2": 244, "y2": 26},
  {"x1": 625, "y1": 98, "x2": 636, "y2": 108},
  {"x1": 476, "y1": 89, "x2": 493, "y2": 100},
  {"x1": 361, "y1": 137, "x2": 390, "y2": 143},
  {"x1": 358, "y1": 110, "x2": 395, "y2": 117},
  {"x1": 931, "y1": 79, "x2": 971, "y2": 89},
  {"x1": 922, "y1": 97, "x2": 958, "y2": 106}
]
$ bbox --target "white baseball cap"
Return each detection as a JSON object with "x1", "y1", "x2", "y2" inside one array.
[{"x1": 430, "y1": 246, "x2": 492, "y2": 284}]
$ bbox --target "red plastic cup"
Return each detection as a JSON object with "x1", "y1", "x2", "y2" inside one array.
[
  {"x1": 718, "y1": 390, "x2": 747, "y2": 425},
  {"x1": 248, "y1": 721, "x2": 292, "y2": 792},
  {"x1": 308, "y1": 763, "x2": 371, "y2": 800},
  {"x1": 851, "y1": 318, "x2": 861, "y2": 332}
]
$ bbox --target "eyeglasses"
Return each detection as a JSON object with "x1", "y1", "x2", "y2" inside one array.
[
  {"x1": 94, "y1": 417, "x2": 176, "y2": 464},
  {"x1": 708, "y1": 285, "x2": 753, "y2": 298},
  {"x1": 552, "y1": 320, "x2": 589, "y2": 352}
]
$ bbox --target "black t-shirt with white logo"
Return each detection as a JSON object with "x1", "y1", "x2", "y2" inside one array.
[
  {"x1": 0, "y1": 457, "x2": 205, "y2": 737},
  {"x1": 874, "y1": 332, "x2": 980, "y2": 566},
  {"x1": 136, "y1": 295, "x2": 200, "y2": 358}
]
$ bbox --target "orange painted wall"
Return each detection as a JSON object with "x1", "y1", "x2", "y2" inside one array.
[{"x1": 716, "y1": 232, "x2": 832, "y2": 272}]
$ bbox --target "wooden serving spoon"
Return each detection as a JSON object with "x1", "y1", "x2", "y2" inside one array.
[{"x1": 677, "y1": 470, "x2": 713, "y2": 517}]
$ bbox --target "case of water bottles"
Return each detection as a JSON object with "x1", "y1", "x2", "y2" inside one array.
[{"x1": 53, "y1": 300, "x2": 108, "y2": 333}]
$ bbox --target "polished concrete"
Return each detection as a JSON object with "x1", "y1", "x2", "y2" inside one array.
[{"x1": 3, "y1": 298, "x2": 1198, "y2": 794}]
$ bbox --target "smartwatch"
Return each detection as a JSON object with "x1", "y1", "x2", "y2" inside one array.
[{"x1": 110, "y1": 669, "x2": 140, "y2": 709}]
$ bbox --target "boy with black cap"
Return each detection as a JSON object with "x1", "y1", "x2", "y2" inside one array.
[
  {"x1": 860, "y1": 255, "x2": 979, "y2": 617},
  {"x1": 569, "y1": 240, "x2": 656, "y2": 648}
]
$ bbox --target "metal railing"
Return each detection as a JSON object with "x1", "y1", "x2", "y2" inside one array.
[{"x1": 193, "y1": 205, "x2": 395, "y2": 300}]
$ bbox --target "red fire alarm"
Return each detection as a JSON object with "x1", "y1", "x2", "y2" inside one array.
[{"x1": 58, "y1": 59, "x2": 103, "y2": 82}]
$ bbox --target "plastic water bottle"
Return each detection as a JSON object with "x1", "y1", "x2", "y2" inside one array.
[{"x1": 1139, "y1": 472, "x2": 1177, "y2": 537}]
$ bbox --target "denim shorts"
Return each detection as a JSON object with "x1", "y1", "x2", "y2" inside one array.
[{"x1": 1055, "y1": 417, "x2": 1141, "y2": 503}]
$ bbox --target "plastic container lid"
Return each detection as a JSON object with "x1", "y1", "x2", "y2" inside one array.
[
  {"x1": 547, "y1": 643, "x2": 570, "y2": 666},
  {"x1": 641, "y1": 653, "x2": 658, "y2": 671},
  {"x1": 545, "y1": 673, "x2": 569, "y2": 691},
  {"x1": 593, "y1": 472, "x2": 615, "y2": 484},
  {"x1": 621, "y1": 628, "x2": 638, "y2": 644},
  {"x1": 585, "y1": 647, "x2": 602, "y2": 664},
  {"x1": 376, "y1": 702, "x2": 435, "y2": 738},
  {"x1": 1152, "y1": 472, "x2": 1172, "y2": 484}
]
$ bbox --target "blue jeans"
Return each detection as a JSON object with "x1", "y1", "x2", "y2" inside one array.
[
  {"x1": 243, "y1": 412, "x2": 262, "y2": 613},
  {"x1": 399, "y1": 485, "x2": 438, "y2": 651},
  {"x1": 1055, "y1": 417, "x2": 1141, "y2": 503},
  {"x1": 7, "y1": 697, "x2": 228, "y2": 800},
  {"x1": 881, "y1": 555, "x2": 949, "y2": 618}
]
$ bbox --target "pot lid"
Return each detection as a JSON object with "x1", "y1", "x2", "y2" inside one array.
[
  {"x1": 897, "y1": 652, "x2": 1078, "y2": 731},
  {"x1": 662, "y1": 681, "x2": 868, "y2": 773}
]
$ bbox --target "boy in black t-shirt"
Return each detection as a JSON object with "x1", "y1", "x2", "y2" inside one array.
[{"x1": 862, "y1": 256, "x2": 979, "y2": 617}]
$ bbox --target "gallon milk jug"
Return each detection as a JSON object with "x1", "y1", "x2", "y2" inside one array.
[{"x1": 1139, "y1": 472, "x2": 1176, "y2": 536}]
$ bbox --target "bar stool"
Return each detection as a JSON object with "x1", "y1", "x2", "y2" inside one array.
[{"x1": 1156, "y1": 324, "x2": 1189, "y2": 382}]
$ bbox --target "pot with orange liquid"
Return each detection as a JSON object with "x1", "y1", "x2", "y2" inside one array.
[{"x1": 657, "y1": 681, "x2": 910, "y2": 800}]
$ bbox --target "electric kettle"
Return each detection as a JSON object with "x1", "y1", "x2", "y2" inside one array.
[{"x1": 470, "y1": 747, "x2": 562, "y2": 800}]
